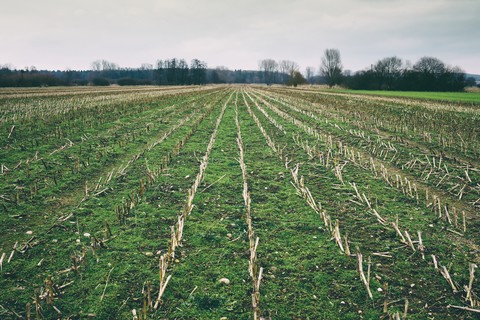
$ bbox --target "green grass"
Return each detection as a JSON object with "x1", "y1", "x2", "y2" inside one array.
[{"x1": 331, "y1": 89, "x2": 480, "y2": 104}]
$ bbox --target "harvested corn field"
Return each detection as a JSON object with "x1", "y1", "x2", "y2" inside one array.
[{"x1": 1, "y1": 85, "x2": 479, "y2": 319}]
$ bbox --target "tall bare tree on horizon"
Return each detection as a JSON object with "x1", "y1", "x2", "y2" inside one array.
[
  {"x1": 278, "y1": 60, "x2": 299, "y2": 85},
  {"x1": 259, "y1": 59, "x2": 278, "y2": 85},
  {"x1": 320, "y1": 49, "x2": 343, "y2": 87}
]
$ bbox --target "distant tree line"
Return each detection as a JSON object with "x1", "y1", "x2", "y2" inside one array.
[
  {"x1": 153, "y1": 58, "x2": 206, "y2": 85},
  {"x1": 345, "y1": 56, "x2": 467, "y2": 91},
  {"x1": 0, "y1": 58, "x2": 209, "y2": 87},
  {"x1": 257, "y1": 59, "x2": 309, "y2": 86},
  {"x1": 314, "y1": 50, "x2": 470, "y2": 92},
  {"x1": 0, "y1": 64, "x2": 153, "y2": 87},
  {"x1": 0, "y1": 61, "x2": 283, "y2": 87},
  {"x1": 0, "y1": 66, "x2": 71, "y2": 87},
  {"x1": 0, "y1": 53, "x2": 476, "y2": 91}
]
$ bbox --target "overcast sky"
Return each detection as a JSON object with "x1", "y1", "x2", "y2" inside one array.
[{"x1": 1, "y1": 0, "x2": 479, "y2": 74}]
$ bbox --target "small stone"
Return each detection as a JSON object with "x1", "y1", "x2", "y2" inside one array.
[
  {"x1": 227, "y1": 233, "x2": 233, "y2": 238},
  {"x1": 220, "y1": 317, "x2": 228, "y2": 320},
  {"x1": 26, "y1": 230, "x2": 33, "y2": 235},
  {"x1": 145, "y1": 252, "x2": 154, "y2": 257},
  {"x1": 83, "y1": 233, "x2": 91, "y2": 237},
  {"x1": 175, "y1": 259, "x2": 180, "y2": 263},
  {"x1": 377, "y1": 288, "x2": 383, "y2": 292},
  {"x1": 219, "y1": 278, "x2": 230, "y2": 285}
]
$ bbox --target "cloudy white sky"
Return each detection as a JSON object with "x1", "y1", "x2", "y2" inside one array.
[{"x1": 1, "y1": 0, "x2": 479, "y2": 74}]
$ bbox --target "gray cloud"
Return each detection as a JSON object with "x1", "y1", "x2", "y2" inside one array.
[{"x1": 1, "y1": 0, "x2": 478, "y2": 73}]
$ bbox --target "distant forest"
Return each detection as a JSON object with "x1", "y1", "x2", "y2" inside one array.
[
  {"x1": 0, "y1": 54, "x2": 477, "y2": 91},
  {"x1": 0, "y1": 58, "x2": 272, "y2": 88}
]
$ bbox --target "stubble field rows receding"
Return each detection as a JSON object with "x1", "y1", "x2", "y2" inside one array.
[{"x1": 0, "y1": 85, "x2": 479, "y2": 319}]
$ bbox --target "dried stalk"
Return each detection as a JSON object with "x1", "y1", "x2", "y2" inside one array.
[
  {"x1": 0, "y1": 252, "x2": 5, "y2": 271},
  {"x1": 100, "y1": 267, "x2": 114, "y2": 302},
  {"x1": 332, "y1": 220, "x2": 344, "y2": 252},
  {"x1": 417, "y1": 231, "x2": 425, "y2": 260},
  {"x1": 392, "y1": 218, "x2": 406, "y2": 244},
  {"x1": 252, "y1": 267, "x2": 263, "y2": 320},
  {"x1": 154, "y1": 255, "x2": 172, "y2": 309},
  {"x1": 440, "y1": 266, "x2": 458, "y2": 293},
  {"x1": 356, "y1": 248, "x2": 373, "y2": 299},
  {"x1": 403, "y1": 231, "x2": 416, "y2": 252},
  {"x1": 344, "y1": 234, "x2": 351, "y2": 256},
  {"x1": 448, "y1": 305, "x2": 480, "y2": 313},
  {"x1": 371, "y1": 209, "x2": 386, "y2": 225},
  {"x1": 466, "y1": 263, "x2": 477, "y2": 306},
  {"x1": 431, "y1": 255, "x2": 439, "y2": 269},
  {"x1": 403, "y1": 299, "x2": 409, "y2": 320}
]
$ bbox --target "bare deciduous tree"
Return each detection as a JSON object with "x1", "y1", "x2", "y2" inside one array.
[
  {"x1": 373, "y1": 56, "x2": 403, "y2": 89},
  {"x1": 320, "y1": 49, "x2": 343, "y2": 87},
  {"x1": 91, "y1": 60, "x2": 102, "y2": 71},
  {"x1": 91, "y1": 60, "x2": 118, "y2": 71},
  {"x1": 305, "y1": 66, "x2": 315, "y2": 84},
  {"x1": 413, "y1": 56, "x2": 446, "y2": 74},
  {"x1": 259, "y1": 59, "x2": 278, "y2": 85},
  {"x1": 140, "y1": 63, "x2": 153, "y2": 70},
  {"x1": 278, "y1": 60, "x2": 289, "y2": 84},
  {"x1": 287, "y1": 61, "x2": 299, "y2": 78},
  {"x1": 410, "y1": 56, "x2": 464, "y2": 91},
  {"x1": 278, "y1": 60, "x2": 299, "y2": 84}
]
